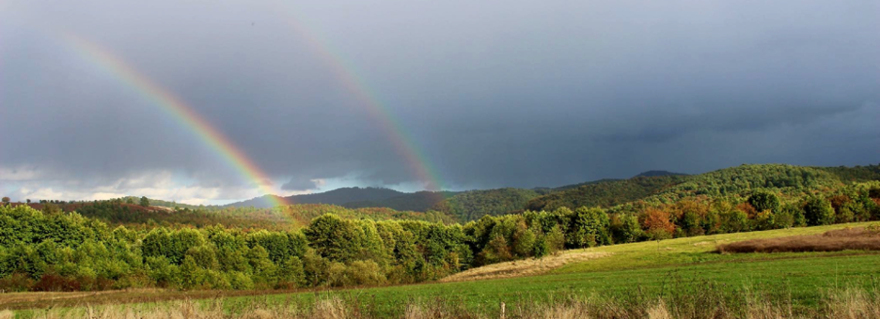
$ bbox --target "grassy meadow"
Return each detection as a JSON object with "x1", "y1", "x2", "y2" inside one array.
[{"x1": 6, "y1": 222, "x2": 880, "y2": 318}]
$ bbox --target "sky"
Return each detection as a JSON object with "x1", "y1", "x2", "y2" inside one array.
[{"x1": 1, "y1": 1, "x2": 878, "y2": 205}]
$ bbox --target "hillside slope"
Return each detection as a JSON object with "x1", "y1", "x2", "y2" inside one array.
[
  {"x1": 526, "y1": 175, "x2": 688, "y2": 211},
  {"x1": 432, "y1": 188, "x2": 542, "y2": 221},
  {"x1": 527, "y1": 164, "x2": 880, "y2": 211},
  {"x1": 342, "y1": 191, "x2": 457, "y2": 212}
]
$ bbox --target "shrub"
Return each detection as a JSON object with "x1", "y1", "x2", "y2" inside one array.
[
  {"x1": 345, "y1": 260, "x2": 386, "y2": 286},
  {"x1": 33, "y1": 273, "x2": 80, "y2": 291},
  {"x1": 0, "y1": 273, "x2": 34, "y2": 292},
  {"x1": 325, "y1": 262, "x2": 348, "y2": 287},
  {"x1": 227, "y1": 271, "x2": 254, "y2": 290}
]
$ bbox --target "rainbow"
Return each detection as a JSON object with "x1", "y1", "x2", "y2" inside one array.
[
  {"x1": 11, "y1": 6, "x2": 448, "y2": 206},
  {"x1": 271, "y1": 5, "x2": 446, "y2": 192},
  {"x1": 61, "y1": 33, "x2": 289, "y2": 208}
]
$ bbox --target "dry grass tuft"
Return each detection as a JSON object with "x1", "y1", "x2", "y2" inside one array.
[
  {"x1": 825, "y1": 288, "x2": 880, "y2": 319},
  {"x1": 717, "y1": 227, "x2": 880, "y2": 253},
  {"x1": 538, "y1": 303, "x2": 592, "y2": 319},
  {"x1": 440, "y1": 251, "x2": 611, "y2": 282},
  {"x1": 311, "y1": 297, "x2": 351, "y2": 319},
  {"x1": 0, "y1": 310, "x2": 13, "y2": 319},
  {"x1": 645, "y1": 301, "x2": 672, "y2": 319}
]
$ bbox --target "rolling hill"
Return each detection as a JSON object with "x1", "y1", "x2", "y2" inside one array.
[
  {"x1": 526, "y1": 163, "x2": 880, "y2": 212},
  {"x1": 525, "y1": 175, "x2": 688, "y2": 211},
  {"x1": 341, "y1": 190, "x2": 458, "y2": 212},
  {"x1": 225, "y1": 187, "x2": 407, "y2": 208},
  {"x1": 432, "y1": 188, "x2": 542, "y2": 221},
  {"x1": 136, "y1": 163, "x2": 880, "y2": 223}
]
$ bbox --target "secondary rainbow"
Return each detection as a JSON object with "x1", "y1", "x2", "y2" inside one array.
[
  {"x1": 271, "y1": 4, "x2": 446, "y2": 192},
  {"x1": 61, "y1": 33, "x2": 289, "y2": 208}
]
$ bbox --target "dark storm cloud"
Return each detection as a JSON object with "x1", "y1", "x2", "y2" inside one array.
[
  {"x1": 1, "y1": 0, "x2": 879, "y2": 201},
  {"x1": 281, "y1": 178, "x2": 318, "y2": 192}
]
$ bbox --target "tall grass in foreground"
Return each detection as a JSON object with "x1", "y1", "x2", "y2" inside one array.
[{"x1": 6, "y1": 286, "x2": 880, "y2": 319}]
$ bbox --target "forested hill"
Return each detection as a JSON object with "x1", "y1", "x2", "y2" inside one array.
[
  {"x1": 341, "y1": 191, "x2": 458, "y2": 212},
  {"x1": 226, "y1": 187, "x2": 406, "y2": 208},
  {"x1": 527, "y1": 164, "x2": 880, "y2": 211},
  {"x1": 548, "y1": 179, "x2": 622, "y2": 191},
  {"x1": 157, "y1": 163, "x2": 880, "y2": 219},
  {"x1": 432, "y1": 188, "x2": 542, "y2": 221},
  {"x1": 641, "y1": 164, "x2": 880, "y2": 204},
  {"x1": 526, "y1": 175, "x2": 688, "y2": 211}
]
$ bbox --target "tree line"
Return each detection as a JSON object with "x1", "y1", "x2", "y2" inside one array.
[{"x1": 0, "y1": 182, "x2": 878, "y2": 292}]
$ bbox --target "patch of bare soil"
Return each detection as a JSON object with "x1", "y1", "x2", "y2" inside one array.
[
  {"x1": 717, "y1": 226, "x2": 880, "y2": 253},
  {"x1": 440, "y1": 251, "x2": 611, "y2": 283}
]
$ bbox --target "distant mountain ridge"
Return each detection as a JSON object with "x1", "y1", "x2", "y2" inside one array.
[
  {"x1": 341, "y1": 191, "x2": 459, "y2": 212},
  {"x1": 225, "y1": 187, "x2": 406, "y2": 208},
  {"x1": 634, "y1": 170, "x2": 688, "y2": 178},
  {"x1": 214, "y1": 163, "x2": 880, "y2": 221}
]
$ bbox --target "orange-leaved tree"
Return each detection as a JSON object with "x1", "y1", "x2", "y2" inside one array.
[{"x1": 639, "y1": 208, "x2": 674, "y2": 240}]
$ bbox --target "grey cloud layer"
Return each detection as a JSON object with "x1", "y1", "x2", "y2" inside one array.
[{"x1": 1, "y1": 0, "x2": 878, "y2": 198}]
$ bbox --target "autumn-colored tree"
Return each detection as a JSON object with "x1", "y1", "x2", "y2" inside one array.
[
  {"x1": 736, "y1": 202, "x2": 758, "y2": 219},
  {"x1": 827, "y1": 195, "x2": 851, "y2": 211},
  {"x1": 639, "y1": 208, "x2": 674, "y2": 240}
]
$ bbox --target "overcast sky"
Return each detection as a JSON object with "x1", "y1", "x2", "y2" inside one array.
[{"x1": 1, "y1": 1, "x2": 878, "y2": 204}]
